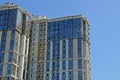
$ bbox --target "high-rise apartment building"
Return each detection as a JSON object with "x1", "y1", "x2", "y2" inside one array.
[
  {"x1": 44, "y1": 15, "x2": 90, "y2": 80},
  {"x1": 27, "y1": 16, "x2": 47, "y2": 80},
  {"x1": 0, "y1": 3, "x2": 90, "y2": 80},
  {"x1": 0, "y1": 3, "x2": 31, "y2": 80}
]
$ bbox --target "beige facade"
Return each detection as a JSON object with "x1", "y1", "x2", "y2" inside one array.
[{"x1": 28, "y1": 16, "x2": 47, "y2": 80}]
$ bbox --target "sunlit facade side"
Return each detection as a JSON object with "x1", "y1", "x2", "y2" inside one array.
[
  {"x1": 0, "y1": 3, "x2": 31, "y2": 80},
  {"x1": 27, "y1": 16, "x2": 47, "y2": 80},
  {"x1": 44, "y1": 15, "x2": 90, "y2": 80},
  {"x1": 0, "y1": 3, "x2": 91, "y2": 80}
]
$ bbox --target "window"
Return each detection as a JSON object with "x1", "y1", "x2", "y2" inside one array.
[
  {"x1": 46, "y1": 62, "x2": 50, "y2": 72},
  {"x1": 8, "y1": 52, "x2": 13, "y2": 62},
  {"x1": 52, "y1": 41, "x2": 60, "y2": 61},
  {"x1": 8, "y1": 52, "x2": 17, "y2": 64},
  {"x1": 52, "y1": 61, "x2": 59, "y2": 71},
  {"x1": 78, "y1": 48, "x2": 82, "y2": 58},
  {"x1": 46, "y1": 73, "x2": 49, "y2": 80},
  {"x1": 11, "y1": 30, "x2": 15, "y2": 40},
  {"x1": 68, "y1": 60, "x2": 73, "y2": 70},
  {"x1": 68, "y1": 39, "x2": 73, "y2": 58},
  {"x1": 78, "y1": 38, "x2": 82, "y2": 58},
  {"x1": 47, "y1": 42, "x2": 50, "y2": 61},
  {"x1": 62, "y1": 40, "x2": 66, "y2": 59},
  {"x1": 7, "y1": 64, "x2": 12, "y2": 75},
  {"x1": 68, "y1": 71, "x2": 73, "y2": 80},
  {"x1": 0, "y1": 32, "x2": 6, "y2": 51},
  {"x1": 62, "y1": 61, "x2": 66, "y2": 70},
  {"x1": 10, "y1": 39, "x2": 14, "y2": 50},
  {"x1": 52, "y1": 72, "x2": 59, "y2": 80},
  {"x1": 62, "y1": 72, "x2": 66, "y2": 80},
  {"x1": 78, "y1": 59, "x2": 82, "y2": 69},
  {"x1": 78, "y1": 71, "x2": 83, "y2": 80},
  {"x1": 6, "y1": 77, "x2": 10, "y2": 80},
  {"x1": 0, "y1": 64, "x2": 3, "y2": 75},
  {"x1": 0, "y1": 53, "x2": 4, "y2": 63}
]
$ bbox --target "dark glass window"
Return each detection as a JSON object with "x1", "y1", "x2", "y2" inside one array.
[
  {"x1": 47, "y1": 42, "x2": 50, "y2": 61},
  {"x1": 68, "y1": 60, "x2": 73, "y2": 70},
  {"x1": 62, "y1": 72, "x2": 66, "y2": 80},
  {"x1": 62, "y1": 40, "x2": 66, "y2": 59},
  {"x1": 78, "y1": 38, "x2": 82, "y2": 58},
  {"x1": 62, "y1": 61, "x2": 66, "y2": 70},
  {"x1": 0, "y1": 53, "x2": 4, "y2": 63},
  {"x1": 46, "y1": 62, "x2": 50, "y2": 72},
  {"x1": 11, "y1": 30, "x2": 15, "y2": 39},
  {"x1": 46, "y1": 73, "x2": 49, "y2": 80},
  {"x1": 52, "y1": 61, "x2": 59, "y2": 71},
  {"x1": 0, "y1": 31, "x2": 7, "y2": 51},
  {"x1": 68, "y1": 39, "x2": 73, "y2": 58},
  {"x1": 6, "y1": 77, "x2": 10, "y2": 80},
  {"x1": 7, "y1": 64, "x2": 12, "y2": 75},
  {"x1": 0, "y1": 64, "x2": 3, "y2": 75},
  {"x1": 78, "y1": 59, "x2": 82, "y2": 69},
  {"x1": 0, "y1": 9, "x2": 17, "y2": 30},
  {"x1": 78, "y1": 71, "x2": 83, "y2": 80},
  {"x1": 8, "y1": 52, "x2": 13, "y2": 62},
  {"x1": 52, "y1": 72, "x2": 59, "y2": 80},
  {"x1": 52, "y1": 41, "x2": 60, "y2": 61},
  {"x1": 68, "y1": 71, "x2": 73, "y2": 80},
  {"x1": 10, "y1": 39, "x2": 14, "y2": 50},
  {"x1": 48, "y1": 19, "x2": 81, "y2": 40}
]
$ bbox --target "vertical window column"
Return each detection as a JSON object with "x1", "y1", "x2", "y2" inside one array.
[
  {"x1": 10, "y1": 30, "x2": 15, "y2": 50},
  {"x1": 68, "y1": 60, "x2": 73, "y2": 70},
  {"x1": 46, "y1": 73, "x2": 49, "y2": 80},
  {"x1": 78, "y1": 71, "x2": 83, "y2": 80},
  {"x1": 68, "y1": 39, "x2": 73, "y2": 58},
  {"x1": 7, "y1": 64, "x2": 12, "y2": 75},
  {"x1": 62, "y1": 61, "x2": 66, "y2": 70},
  {"x1": 62, "y1": 40, "x2": 66, "y2": 59},
  {"x1": 46, "y1": 62, "x2": 50, "y2": 72},
  {"x1": 78, "y1": 38, "x2": 82, "y2": 58},
  {"x1": 47, "y1": 41, "x2": 50, "y2": 61},
  {"x1": 0, "y1": 31, "x2": 2, "y2": 47},
  {"x1": 78, "y1": 59, "x2": 82, "y2": 69},
  {"x1": 0, "y1": 53, "x2": 4, "y2": 64},
  {"x1": 0, "y1": 64, "x2": 3, "y2": 76},
  {"x1": 62, "y1": 72, "x2": 66, "y2": 80},
  {"x1": 68, "y1": 71, "x2": 73, "y2": 80},
  {"x1": 0, "y1": 31, "x2": 7, "y2": 51}
]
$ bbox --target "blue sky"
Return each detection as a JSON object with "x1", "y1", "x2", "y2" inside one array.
[{"x1": 0, "y1": 0, "x2": 120, "y2": 80}]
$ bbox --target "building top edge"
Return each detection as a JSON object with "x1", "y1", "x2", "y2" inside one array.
[
  {"x1": 48, "y1": 14, "x2": 90, "y2": 26},
  {"x1": 31, "y1": 19, "x2": 48, "y2": 23},
  {"x1": 31, "y1": 16, "x2": 47, "y2": 21},
  {"x1": 0, "y1": 3, "x2": 31, "y2": 18}
]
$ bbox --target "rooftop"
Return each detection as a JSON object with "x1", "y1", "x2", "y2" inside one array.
[{"x1": 0, "y1": 2, "x2": 31, "y2": 17}]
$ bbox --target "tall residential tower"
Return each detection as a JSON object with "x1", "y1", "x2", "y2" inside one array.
[
  {"x1": 27, "y1": 16, "x2": 47, "y2": 80},
  {"x1": 0, "y1": 3, "x2": 31, "y2": 80},
  {"x1": 44, "y1": 15, "x2": 90, "y2": 80},
  {"x1": 0, "y1": 3, "x2": 91, "y2": 80}
]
